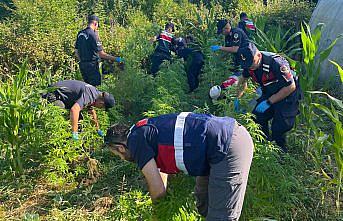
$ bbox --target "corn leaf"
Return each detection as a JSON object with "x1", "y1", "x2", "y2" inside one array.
[
  {"x1": 329, "y1": 60, "x2": 343, "y2": 83},
  {"x1": 319, "y1": 35, "x2": 343, "y2": 62}
]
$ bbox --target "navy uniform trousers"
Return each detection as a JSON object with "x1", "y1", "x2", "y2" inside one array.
[{"x1": 253, "y1": 87, "x2": 300, "y2": 152}]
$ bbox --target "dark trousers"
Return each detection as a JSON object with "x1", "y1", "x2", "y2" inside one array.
[
  {"x1": 79, "y1": 62, "x2": 101, "y2": 86},
  {"x1": 253, "y1": 95, "x2": 299, "y2": 152},
  {"x1": 150, "y1": 52, "x2": 171, "y2": 77},
  {"x1": 187, "y1": 60, "x2": 204, "y2": 92}
]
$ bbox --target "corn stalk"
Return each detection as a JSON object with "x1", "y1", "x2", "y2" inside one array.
[
  {"x1": 309, "y1": 91, "x2": 343, "y2": 212},
  {"x1": 0, "y1": 61, "x2": 38, "y2": 175}
]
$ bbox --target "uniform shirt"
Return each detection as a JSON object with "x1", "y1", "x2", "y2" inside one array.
[
  {"x1": 53, "y1": 80, "x2": 101, "y2": 109},
  {"x1": 176, "y1": 47, "x2": 204, "y2": 71},
  {"x1": 238, "y1": 19, "x2": 256, "y2": 38},
  {"x1": 155, "y1": 30, "x2": 175, "y2": 55},
  {"x1": 242, "y1": 52, "x2": 294, "y2": 97},
  {"x1": 75, "y1": 27, "x2": 103, "y2": 62},
  {"x1": 126, "y1": 113, "x2": 235, "y2": 176},
  {"x1": 177, "y1": 48, "x2": 204, "y2": 62},
  {"x1": 224, "y1": 28, "x2": 250, "y2": 48}
]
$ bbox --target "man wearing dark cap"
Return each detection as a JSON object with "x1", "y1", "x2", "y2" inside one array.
[
  {"x1": 210, "y1": 19, "x2": 251, "y2": 73},
  {"x1": 235, "y1": 43, "x2": 302, "y2": 152},
  {"x1": 238, "y1": 12, "x2": 256, "y2": 39},
  {"x1": 149, "y1": 22, "x2": 176, "y2": 76},
  {"x1": 42, "y1": 80, "x2": 115, "y2": 140},
  {"x1": 75, "y1": 14, "x2": 123, "y2": 86}
]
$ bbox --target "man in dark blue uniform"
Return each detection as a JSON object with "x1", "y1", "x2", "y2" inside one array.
[
  {"x1": 210, "y1": 19, "x2": 250, "y2": 73},
  {"x1": 43, "y1": 80, "x2": 115, "y2": 140},
  {"x1": 149, "y1": 22, "x2": 176, "y2": 77},
  {"x1": 174, "y1": 37, "x2": 204, "y2": 92},
  {"x1": 236, "y1": 43, "x2": 302, "y2": 152},
  {"x1": 104, "y1": 113, "x2": 254, "y2": 220},
  {"x1": 75, "y1": 15, "x2": 123, "y2": 86},
  {"x1": 238, "y1": 12, "x2": 256, "y2": 39}
]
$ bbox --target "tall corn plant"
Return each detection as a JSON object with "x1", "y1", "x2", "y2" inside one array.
[
  {"x1": 298, "y1": 22, "x2": 342, "y2": 150},
  {"x1": 255, "y1": 26, "x2": 301, "y2": 59},
  {"x1": 299, "y1": 22, "x2": 343, "y2": 92},
  {"x1": 0, "y1": 62, "x2": 39, "y2": 174},
  {"x1": 309, "y1": 91, "x2": 343, "y2": 212},
  {"x1": 187, "y1": 8, "x2": 217, "y2": 50}
]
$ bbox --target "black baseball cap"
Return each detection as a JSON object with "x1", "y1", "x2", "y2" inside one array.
[
  {"x1": 103, "y1": 92, "x2": 115, "y2": 110},
  {"x1": 237, "y1": 43, "x2": 258, "y2": 69},
  {"x1": 165, "y1": 22, "x2": 175, "y2": 32},
  {"x1": 240, "y1": 12, "x2": 248, "y2": 19},
  {"x1": 88, "y1": 15, "x2": 100, "y2": 27},
  {"x1": 217, "y1": 19, "x2": 229, "y2": 34}
]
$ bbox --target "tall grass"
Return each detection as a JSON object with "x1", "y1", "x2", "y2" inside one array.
[{"x1": 0, "y1": 62, "x2": 41, "y2": 174}]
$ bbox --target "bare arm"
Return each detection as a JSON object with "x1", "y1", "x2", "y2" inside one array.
[
  {"x1": 98, "y1": 50, "x2": 116, "y2": 62},
  {"x1": 88, "y1": 108, "x2": 100, "y2": 130},
  {"x1": 268, "y1": 81, "x2": 296, "y2": 104},
  {"x1": 220, "y1": 46, "x2": 239, "y2": 53},
  {"x1": 141, "y1": 158, "x2": 167, "y2": 201},
  {"x1": 70, "y1": 103, "x2": 81, "y2": 133},
  {"x1": 237, "y1": 76, "x2": 248, "y2": 98},
  {"x1": 159, "y1": 171, "x2": 168, "y2": 190}
]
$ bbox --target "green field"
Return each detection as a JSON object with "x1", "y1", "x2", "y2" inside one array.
[{"x1": 0, "y1": 0, "x2": 342, "y2": 220}]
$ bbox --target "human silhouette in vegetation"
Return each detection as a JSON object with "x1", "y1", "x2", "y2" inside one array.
[
  {"x1": 75, "y1": 15, "x2": 123, "y2": 86},
  {"x1": 42, "y1": 80, "x2": 115, "y2": 140},
  {"x1": 210, "y1": 19, "x2": 251, "y2": 74},
  {"x1": 149, "y1": 22, "x2": 176, "y2": 76},
  {"x1": 238, "y1": 12, "x2": 256, "y2": 39},
  {"x1": 235, "y1": 43, "x2": 302, "y2": 152},
  {"x1": 174, "y1": 36, "x2": 204, "y2": 93},
  {"x1": 105, "y1": 113, "x2": 253, "y2": 220}
]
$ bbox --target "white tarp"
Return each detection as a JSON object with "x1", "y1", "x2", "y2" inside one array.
[{"x1": 310, "y1": 0, "x2": 343, "y2": 90}]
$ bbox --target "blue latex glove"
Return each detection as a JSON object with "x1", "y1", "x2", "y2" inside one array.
[
  {"x1": 255, "y1": 100, "x2": 271, "y2": 113},
  {"x1": 97, "y1": 129, "x2": 104, "y2": 137},
  {"x1": 210, "y1": 45, "x2": 221, "y2": 52},
  {"x1": 234, "y1": 98, "x2": 240, "y2": 113},
  {"x1": 255, "y1": 87, "x2": 262, "y2": 97},
  {"x1": 72, "y1": 132, "x2": 79, "y2": 141},
  {"x1": 115, "y1": 57, "x2": 124, "y2": 63}
]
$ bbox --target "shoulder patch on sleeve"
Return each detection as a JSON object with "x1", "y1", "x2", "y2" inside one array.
[
  {"x1": 280, "y1": 65, "x2": 293, "y2": 82},
  {"x1": 280, "y1": 65, "x2": 289, "y2": 74}
]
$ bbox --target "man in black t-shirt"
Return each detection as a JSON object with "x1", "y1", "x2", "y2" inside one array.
[
  {"x1": 75, "y1": 15, "x2": 123, "y2": 86},
  {"x1": 43, "y1": 80, "x2": 115, "y2": 140}
]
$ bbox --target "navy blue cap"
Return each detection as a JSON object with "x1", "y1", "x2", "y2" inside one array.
[
  {"x1": 88, "y1": 15, "x2": 100, "y2": 27},
  {"x1": 237, "y1": 43, "x2": 258, "y2": 69},
  {"x1": 240, "y1": 12, "x2": 248, "y2": 19},
  {"x1": 165, "y1": 22, "x2": 175, "y2": 32},
  {"x1": 217, "y1": 19, "x2": 229, "y2": 34},
  {"x1": 103, "y1": 92, "x2": 115, "y2": 110}
]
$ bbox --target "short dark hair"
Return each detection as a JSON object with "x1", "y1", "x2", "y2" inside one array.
[
  {"x1": 165, "y1": 22, "x2": 175, "y2": 32},
  {"x1": 216, "y1": 19, "x2": 231, "y2": 34},
  {"x1": 105, "y1": 123, "x2": 130, "y2": 145},
  {"x1": 88, "y1": 14, "x2": 100, "y2": 25}
]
